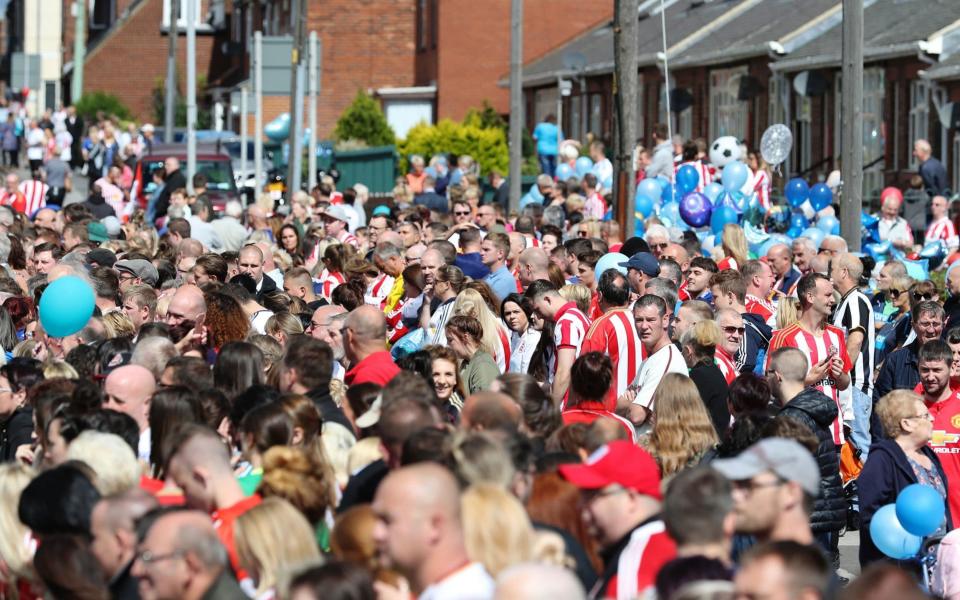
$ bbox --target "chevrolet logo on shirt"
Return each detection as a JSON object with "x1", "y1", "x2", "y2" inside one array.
[{"x1": 930, "y1": 430, "x2": 960, "y2": 447}]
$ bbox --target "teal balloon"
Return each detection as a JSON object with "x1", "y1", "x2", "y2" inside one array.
[
  {"x1": 264, "y1": 113, "x2": 291, "y2": 142},
  {"x1": 635, "y1": 194, "x2": 655, "y2": 218},
  {"x1": 704, "y1": 182, "x2": 724, "y2": 204},
  {"x1": 575, "y1": 157, "x2": 593, "y2": 178},
  {"x1": 896, "y1": 484, "x2": 946, "y2": 537},
  {"x1": 801, "y1": 227, "x2": 825, "y2": 248},
  {"x1": 785, "y1": 178, "x2": 810, "y2": 207},
  {"x1": 787, "y1": 226, "x2": 803, "y2": 238},
  {"x1": 721, "y1": 161, "x2": 748, "y2": 193},
  {"x1": 638, "y1": 179, "x2": 661, "y2": 204},
  {"x1": 676, "y1": 164, "x2": 700, "y2": 194},
  {"x1": 817, "y1": 215, "x2": 840, "y2": 235},
  {"x1": 661, "y1": 181, "x2": 675, "y2": 203},
  {"x1": 556, "y1": 163, "x2": 575, "y2": 181},
  {"x1": 870, "y1": 504, "x2": 922, "y2": 560},
  {"x1": 602, "y1": 176, "x2": 613, "y2": 190},
  {"x1": 659, "y1": 201, "x2": 683, "y2": 229},
  {"x1": 809, "y1": 183, "x2": 833, "y2": 211},
  {"x1": 790, "y1": 212, "x2": 809, "y2": 230},
  {"x1": 39, "y1": 276, "x2": 95, "y2": 338},
  {"x1": 711, "y1": 205, "x2": 738, "y2": 234},
  {"x1": 595, "y1": 253, "x2": 629, "y2": 280}
]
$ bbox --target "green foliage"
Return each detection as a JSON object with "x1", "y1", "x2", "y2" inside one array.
[
  {"x1": 398, "y1": 118, "x2": 509, "y2": 177},
  {"x1": 465, "y1": 101, "x2": 535, "y2": 158},
  {"x1": 334, "y1": 91, "x2": 395, "y2": 147},
  {"x1": 150, "y1": 76, "x2": 213, "y2": 130},
  {"x1": 75, "y1": 92, "x2": 132, "y2": 122}
]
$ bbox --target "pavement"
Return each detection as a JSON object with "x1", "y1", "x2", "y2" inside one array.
[{"x1": 839, "y1": 529, "x2": 861, "y2": 580}]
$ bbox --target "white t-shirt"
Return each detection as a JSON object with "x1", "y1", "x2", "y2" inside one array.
[
  {"x1": 419, "y1": 562, "x2": 494, "y2": 600},
  {"x1": 26, "y1": 128, "x2": 45, "y2": 160},
  {"x1": 631, "y1": 343, "x2": 688, "y2": 410}
]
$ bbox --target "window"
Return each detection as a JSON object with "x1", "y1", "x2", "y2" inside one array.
[
  {"x1": 534, "y1": 87, "x2": 558, "y2": 125},
  {"x1": 569, "y1": 94, "x2": 582, "y2": 141},
  {"x1": 953, "y1": 132, "x2": 960, "y2": 193},
  {"x1": 795, "y1": 94, "x2": 812, "y2": 174},
  {"x1": 416, "y1": 0, "x2": 428, "y2": 51},
  {"x1": 90, "y1": 0, "x2": 116, "y2": 30},
  {"x1": 678, "y1": 107, "x2": 692, "y2": 141},
  {"x1": 709, "y1": 67, "x2": 748, "y2": 141},
  {"x1": 163, "y1": 0, "x2": 207, "y2": 30},
  {"x1": 862, "y1": 67, "x2": 886, "y2": 200},
  {"x1": 909, "y1": 80, "x2": 930, "y2": 169},
  {"x1": 769, "y1": 74, "x2": 786, "y2": 129},
  {"x1": 589, "y1": 94, "x2": 603, "y2": 138}
]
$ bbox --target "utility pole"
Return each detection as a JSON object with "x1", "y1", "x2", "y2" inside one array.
[
  {"x1": 254, "y1": 31, "x2": 263, "y2": 198},
  {"x1": 71, "y1": 0, "x2": 86, "y2": 102},
  {"x1": 613, "y1": 0, "x2": 639, "y2": 238},
  {"x1": 164, "y1": 0, "x2": 179, "y2": 143},
  {"x1": 186, "y1": 0, "x2": 197, "y2": 191},
  {"x1": 240, "y1": 85, "x2": 248, "y2": 186},
  {"x1": 840, "y1": 0, "x2": 863, "y2": 251},
  {"x1": 287, "y1": 0, "x2": 306, "y2": 200},
  {"x1": 508, "y1": 0, "x2": 523, "y2": 213},
  {"x1": 307, "y1": 32, "x2": 320, "y2": 192}
]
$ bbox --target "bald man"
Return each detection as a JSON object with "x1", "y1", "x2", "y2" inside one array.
[
  {"x1": 238, "y1": 244, "x2": 277, "y2": 299},
  {"x1": 372, "y1": 463, "x2": 495, "y2": 598},
  {"x1": 767, "y1": 243, "x2": 801, "y2": 297},
  {"x1": 33, "y1": 207, "x2": 62, "y2": 233},
  {"x1": 517, "y1": 247, "x2": 551, "y2": 287},
  {"x1": 495, "y1": 563, "x2": 585, "y2": 600},
  {"x1": 915, "y1": 138, "x2": 947, "y2": 195},
  {"x1": 90, "y1": 489, "x2": 159, "y2": 597},
  {"x1": 165, "y1": 285, "x2": 206, "y2": 352},
  {"x1": 420, "y1": 248, "x2": 446, "y2": 286},
  {"x1": 460, "y1": 391, "x2": 522, "y2": 432},
  {"x1": 165, "y1": 425, "x2": 258, "y2": 580},
  {"x1": 104, "y1": 364, "x2": 156, "y2": 462},
  {"x1": 343, "y1": 305, "x2": 400, "y2": 386},
  {"x1": 132, "y1": 509, "x2": 245, "y2": 600}
]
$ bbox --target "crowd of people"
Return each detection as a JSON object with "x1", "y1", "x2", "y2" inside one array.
[{"x1": 0, "y1": 107, "x2": 955, "y2": 600}]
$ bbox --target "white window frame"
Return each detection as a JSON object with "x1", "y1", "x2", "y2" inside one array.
[
  {"x1": 162, "y1": 0, "x2": 211, "y2": 32},
  {"x1": 709, "y1": 66, "x2": 748, "y2": 141},
  {"x1": 909, "y1": 80, "x2": 930, "y2": 170},
  {"x1": 862, "y1": 67, "x2": 886, "y2": 200}
]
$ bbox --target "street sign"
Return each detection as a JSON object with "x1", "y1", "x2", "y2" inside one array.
[
  {"x1": 11, "y1": 54, "x2": 41, "y2": 91},
  {"x1": 261, "y1": 36, "x2": 295, "y2": 95}
]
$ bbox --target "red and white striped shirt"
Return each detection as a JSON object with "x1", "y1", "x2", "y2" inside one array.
[
  {"x1": 581, "y1": 308, "x2": 642, "y2": 399},
  {"x1": 317, "y1": 268, "x2": 346, "y2": 301},
  {"x1": 715, "y1": 348, "x2": 737, "y2": 385},
  {"x1": 0, "y1": 190, "x2": 26, "y2": 214},
  {"x1": 18, "y1": 180, "x2": 47, "y2": 216},
  {"x1": 745, "y1": 294, "x2": 775, "y2": 324},
  {"x1": 766, "y1": 323, "x2": 853, "y2": 445},
  {"x1": 752, "y1": 169, "x2": 772, "y2": 211},
  {"x1": 336, "y1": 230, "x2": 360, "y2": 249},
  {"x1": 365, "y1": 273, "x2": 394, "y2": 308},
  {"x1": 552, "y1": 301, "x2": 591, "y2": 373},
  {"x1": 675, "y1": 160, "x2": 712, "y2": 193},
  {"x1": 717, "y1": 256, "x2": 739, "y2": 272},
  {"x1": 926, "y1": 216, "x2": 958, "y2": 251},
  {"x1": 385, "y1": 298, "x2": 409, "y2": 344},
  {"x1": 495, "y1": 324, "x2": 512, "y2": 374}
]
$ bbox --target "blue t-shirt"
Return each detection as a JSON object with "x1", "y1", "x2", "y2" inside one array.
[{"x1": 533, "y1": 122, "x2": 559, "y2": 157}]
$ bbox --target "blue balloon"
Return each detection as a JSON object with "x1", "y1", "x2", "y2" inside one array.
[
  {"x1": 861, "y1": 211, "x2": 879, "y2": 229},
  {"x1": 575, "y1": 156, "x2": 594, "y2": 179},
  {"x1": 661, "y1": 181, "x2": 675, "y2": 203},
  {"x1": 721, "y1": 161, "x2": 749, "y2": 193},
  {"x1": 680, "y1": 192, "x2": 713, "y2": 228},
  {"x1": 676, "y1": 164, "x2": 700, "y2": 195},
  {"x1": 711, "y1": 205, "x2": 738, "y2": 234},
  {"x1": 638, "y1": 179, "x2": 662, "y2": 205},
  {"x1": 865, "y1": 241, "x2": 892, "y2": 260},
  {"x1": 800, "y1": 227, "x2": 826, "y2": 248},
  {"x1": 529, "y1": 184, "x2": 544, "y2": 202},
  {"x1": 519, "y1": 193, "x2": 538, "y2": 210},
  {"x1": 785, "y1": 178, "x2": 810, "y2": 208},
  {"x1": 602, "y1": 176, "x2": 613, "y2": 191},
  {"x1": 758, "y1": 238, "x2": 779, "y2": 257},
  {"x1": 870, "y1": 504, "x2": 922, "y2": 560},
  {"x1": 635, "y1": 194, "x2": 655, "y2": 218},
  {"x1": 817, "y1": 215, "x2": 840, "y2": 236},
  {"x1": 726, "y1": 190, "x2": 748, "y2": 214},
  {"x1": 659, "y1": 201, "x2": 683, "y2": 229},
  {"x1": 896, "y1": 484, "x2": 946, "y2": 537},
  {"x1": 264, "y1": 113, "x2": 291, "y2": 142},
  {"x1": 790, "y1": 212, "x2": 809, "y2": 231},
  {"x1": 39, "y1": 275, "x2": 95, "y2": 338},
  {"x1": 704, "y1": 182, "x2": 724, "y2": 204},
  {"x1": 919, "y1": 240, "x2": 947, "y2": 260},
  {"x1": 809, "y1": 183, "x2": 833, "y2": 211},
  {"x1": 556, "y1": 163, "x2": 575, "y2": 181},
  {"x1": 595, "y1": 252, "x2": 629, "y2": 280},
  {"x1": 787, "y1": 226, "x2": 804, "y2": 239}
]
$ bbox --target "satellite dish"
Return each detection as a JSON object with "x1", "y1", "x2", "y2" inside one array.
[{"x1": 562, "y1": 51, "x2": 587, "y2": 72}]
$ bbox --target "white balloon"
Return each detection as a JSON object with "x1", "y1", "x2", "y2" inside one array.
[
  {"x1": 760, "y1": 124, "x2": 793, "y2": 166},
  {"x1": 709, "y1": 136, "x2": 742, "y2": 168}
]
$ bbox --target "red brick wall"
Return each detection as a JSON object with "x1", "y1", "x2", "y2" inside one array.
[
  {"x1": 437, "y1": 0, "x2": 614, "y2": 121},
  {"x1": 305, "y1": 0, "x2": 418, "y2": 138},
  {"x1": 78, "y1": 0, "x2": 214, "y2": 121}
]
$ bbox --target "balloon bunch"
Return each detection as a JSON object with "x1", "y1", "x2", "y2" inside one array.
[{"x1": 870, "y1": 484, "x2": 945, "y2": 560}]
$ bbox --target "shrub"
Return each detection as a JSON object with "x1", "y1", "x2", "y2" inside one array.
[
  {"x1": 334, "y1": 91, "x2": 395, "y2": 147},
  {"x1": 75, "y1": 92, "x2": 132, "y2": 122},
  {"x1": 398, "y1": 119, "x2": 509, "y2": 177}
]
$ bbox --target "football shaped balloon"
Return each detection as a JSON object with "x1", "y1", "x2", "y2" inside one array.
[{"x1": 709, "y1": 136, "x2": 742, "y2": 168}]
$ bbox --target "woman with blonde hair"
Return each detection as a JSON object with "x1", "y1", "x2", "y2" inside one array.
[
  {"x1": 645, "y1": 373, "x2": 719, "y2": 477},
  {"x1": 101, "y1": 311, "x2": 135, "y2": 339},
  {"x1": 461, "y1": 483, "x2": 536, "y2": 578},
  {"x1": 717, "y1": 223, "x2": 748, "y2": 271},
  {"x1": 235, "y1": 497, "x2": 320, "y2": 600},
  {"x1": 559, "y1": 283, "x2": 592, "y2": 316},
  {"x1": 0, "y1": 463, "x2": 35, "y2": 598},
  {"x1": 776, "y1": 297, "x2": 801, "y2": 330},
  {"x1": 264, "y1": 312, "x2": 304, "y2": 348},
  {"x1": 452, "y1": 288, "x2": 510, "y2": 373},
  {"x1": 259, "y1": 446, "x2": 338, "y2": 552}
]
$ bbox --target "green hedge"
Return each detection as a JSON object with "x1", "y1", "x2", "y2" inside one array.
[
  {"x1": 75, "y1": 92, "x2": 132, "y2": 122},
  {"x1": 334, "y1": 91, "x2": 396, "y2": 148},
  {"x1": 398, "y1": 117, "x2": 509, "y2": 177}
]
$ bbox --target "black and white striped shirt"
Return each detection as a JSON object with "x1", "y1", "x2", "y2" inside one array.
[{"x1": 833, "y1": 287, "x2": 876, "y2": 395}]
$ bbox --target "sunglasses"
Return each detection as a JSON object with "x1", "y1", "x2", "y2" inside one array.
[
  {"x1": 454, "y1": 211, "x2": 471, "y2": 216},
  {"x1": 913, "y1": 292, "x2": 934, "y2": 301},
  {"x1": 889, "y1": 289, "x2": 902, "y2": 298},
  {"x1": 722, "y1": 326, "x2": 746, "y2": 335},
  {"x1": 652, "y1": 242, "x2": 669, "y2": 250}
]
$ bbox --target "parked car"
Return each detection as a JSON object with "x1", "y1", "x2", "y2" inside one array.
[{"x1": 132, "y1": 143, "x2": 240, "y2": 214}]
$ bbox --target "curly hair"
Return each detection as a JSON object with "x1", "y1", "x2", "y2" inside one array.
[
  {"x1": 647, "y1": 373, "x2": 719, "y2": 476},
  {"x1": 259, "y1": 445, "x2": 337, "y2": 525},
  {"x1": 203, "y1": 292, "x2": 250, "y2": 349}
]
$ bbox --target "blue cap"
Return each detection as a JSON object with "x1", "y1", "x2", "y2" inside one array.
[
  {"x1": 618, "y1": 252, "x2": 660, "y2": 277},
  {"x1": 372, "y1": 205, "x2": 391, "y2": 217}
]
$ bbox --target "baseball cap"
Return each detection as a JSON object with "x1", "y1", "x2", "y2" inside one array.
[
  {"x1": 355, "y1": 396, "x2": 382, "y2": 429},
  {"x1": 101, "y1": 216, "x2": 122, "y2": 238},
  {"x1": 322, "y1": 204, "x2": 350, "y2": 223},
  {"x1": 88, "y1": 221, "x2": 109, "y2": 243},
  {"x1": 86, "y1": 248, "x2": 117, "y2": 268},
  {"x1": 711, "y1": 438, "x2": 820, "y2": 497},
  {"x1": 115, "y1": 259, "x2": 159, "y2": 287},
  {"x1": 372, "y1": 205, "x2": 392, "y2": 217},
  {"x1": 618, "y1": 252, "x2": 660, "y2": 277},
  {"x1": 558, "y1": 440, "x2": 662, "y2": 500}
]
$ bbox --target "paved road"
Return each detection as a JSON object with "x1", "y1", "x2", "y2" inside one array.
[{"x1": 839, "y1": 529, "x2": 861, "y2": 580}]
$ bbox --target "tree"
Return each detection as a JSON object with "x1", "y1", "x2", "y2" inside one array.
[
  {"x1": 74, "y1": 92, "x2": 132, "y2": 122},
  {"x1": 334, "y1": 91, "x2": 396, "y2": 148}
]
